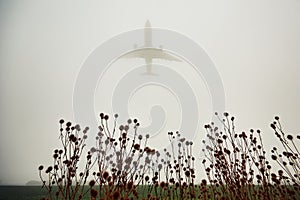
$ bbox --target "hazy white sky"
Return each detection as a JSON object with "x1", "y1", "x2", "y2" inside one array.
[{"x1": 0, "y1": 0, "x2": 300, "y2": 185}]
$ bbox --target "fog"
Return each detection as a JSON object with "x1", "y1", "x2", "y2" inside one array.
[{"x1": 0, "y1": 0, "x2": 300, "y2": 185}]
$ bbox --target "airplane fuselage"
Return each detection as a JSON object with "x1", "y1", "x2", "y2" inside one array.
[{"x1": 144, "y1": 20, "x2": 152, "y2": 47}]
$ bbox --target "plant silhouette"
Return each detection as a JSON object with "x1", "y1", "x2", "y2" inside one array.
[{"x1": 38, "y1": 112, "x2": 300, "y2": 200}]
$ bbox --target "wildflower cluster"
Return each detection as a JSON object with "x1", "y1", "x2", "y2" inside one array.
[
  {"x1": 39, "y1": 120, "x2": 93, "y2": 199},
  {"x1": 39, "y1": 112, "x2": 300, "y2": 200},
  {"x1": 202, "y1": 112, "x2": 299, "y2": 199}
]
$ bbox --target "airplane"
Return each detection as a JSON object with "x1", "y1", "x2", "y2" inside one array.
[{"x1": 123, "y1": 20, "x2": 181, "y2": 75}]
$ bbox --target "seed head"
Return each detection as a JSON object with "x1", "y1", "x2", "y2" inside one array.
[{"x1": 287, "y1": 135, "x2": 293, "y2": 140}]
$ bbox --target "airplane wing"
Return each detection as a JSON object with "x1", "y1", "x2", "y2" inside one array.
[{"x1": 122, "y1": 48, "x2": 181, "y2": 62}]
